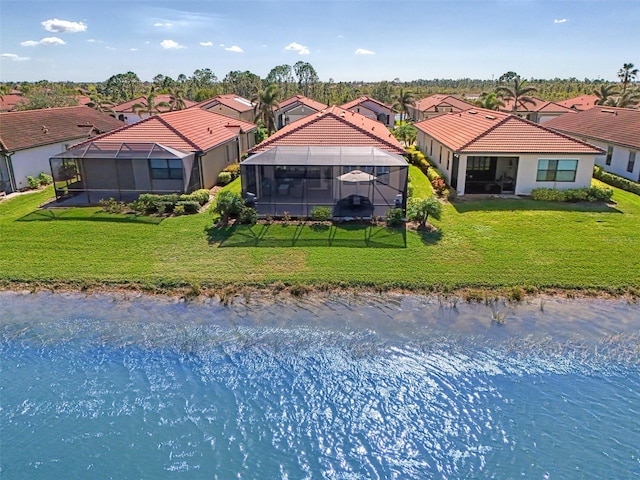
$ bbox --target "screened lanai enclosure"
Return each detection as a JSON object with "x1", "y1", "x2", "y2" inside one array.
[
  {"x1": 49, "y1": 142, "x2": 200, "y2": 205},
  {"x1": 241, "y1": 146, "x2": 409, "y2": 218}
]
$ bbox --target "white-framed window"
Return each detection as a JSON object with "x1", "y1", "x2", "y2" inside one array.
[
  {"x1": 536, "y1": 159, "x2": 578, "y2": 182},
  {"x1": 150, "y1": 159, "x2": 183, "y2": 180},
  {"x1": 628, "y1": 151, "x2": 636, "y2": 173}
]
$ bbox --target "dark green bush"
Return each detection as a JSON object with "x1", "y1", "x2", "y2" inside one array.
[
  {"x1": 594, "y1": 165, "x2": 640, "y2": 196},
  {"x1": 186, "y1": 189, "x2": 211, "y2": 205},
  {"x1": 386, "y1": 208, "x2": 404, "y2": 226},
  {"x1": 405, "y1": 147, "x2": 450, "y2": 197},
  {"x1": 214, "y1": 191, "x2": 243, "y2": 220},
  {"x1": 26, "y1": 176, "x2": 41, "y2": 189},
  {"x1": 310, "y1": 206, "x2": 332, "y2": 221},
  {"x1": 174, "y1": 205, "x2": 185, "y2": 216},
  {"x1": 176, "y1": 200, "x2": 200, "y2": 214},
  {"x1": 531, "y1": 187, "x2": 613, "y2": 203},
  {"x1": 223, "y1": 164, "x2": 241, "y2": 179},
  {"x1": 238, "y1": 206, "x2": 258, "y2": 224},
  {"x1": 38, "y1": 172, "x2": 53, "y2": 185}
]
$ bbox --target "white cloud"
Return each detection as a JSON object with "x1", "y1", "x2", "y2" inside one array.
[
  {"x1": 160, "y1": 39, "x2": 185, "y2": 49},
  {"x1": 154, "y1": 22, "x2": 172, "y2": 27},
  {"x1": 219, "y1": 43, "x2": 225, "y2": 47},
  {"x1": 21, "y1": 37, "x2": 66, "y2": 47},
  {"x1": 355, "y1": 48, "x2": 375, "y2": 55},
  {"x1": 200, "y1": 41, "x2": 213, "y2": 47},
  {"x1": 130, "y1": 48, "x2": 138, "y2": 51},
  {"x1": 554, "y1": 18, "x2": 568, "y2": 23},
  {"x1": 144, "y1": 41, "x2": 150, "y2": 45},
  {"x1": 337, "y1": 35, "x2": 344, "y2": 39},
  {"x1": 225, "y1": 45, "x2": 243, "y2": 53},
  {"x1": 285, "y1": 41, "x2": 310, "y2": 55},
  {"x1": 41, "y1": 18, "x2": 87, "y2": 33},
  {"x1": 1, "y1": 53, "x2": 30, "y2": 61},
  {"x1": 106, "y1": 46, "x2": 116, "y2": 51}
]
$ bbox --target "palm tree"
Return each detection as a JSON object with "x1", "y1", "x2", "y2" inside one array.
[
  {"x1": 252, "y1": 83, "x2": 280, "y2": 135},
  {"x1": 407, "y1": 196, "x2": 442, "y2": 229},
  {"x1": 131, "y1": 87, "x2": 170, "y2": 117},
  {"x1": 167, "y1": 86, "x2": 187, "y2": 111},
  {"x1": 614, "y1": 89, "x2": 640, "y2": 108},
  {"x1": 495, "y1": 75, "x2": 538, "y2": 112},
  {"x1": 86, "y1": 90, "x2": 116, "y2": 115},
  {"x1": 593, "y1": 84, "x2": 619, "y2": 105},
  {"x1": 618, "y1": 63, "x2": 638, "y2": 93},
  {"x1": 392, "y1": 89, "x2": 415, "y2": 123},
  {"x1": 474, "y1": 92, "x2": 505, "y2": 110}
]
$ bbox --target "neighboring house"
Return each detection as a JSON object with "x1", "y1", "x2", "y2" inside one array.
[
  {"x1": 195, "y1": 94, "x2": 255, "y2": 123},
  {"x1": 544, "y1": 106, "x2": 640, "y2": 182},
  {"x1": 407, "y1": 94, "x2": 475, "y2": 122},
  {"x1": 113, "y1": 95, "x2": 197, "y2": 124},
  {"x1": 414, "y1": 107, "x2": 603, "y2": 196},
  {"x1": 0, "y1": 106, "x2": 125, "y2": 194},
  {"x1": 499, "y1": 97, "x2": 575, "y2": 123},
  {"x1": 556, "y1": 94, "x2": 599, "y2": 111},
  {"x1": 243, "y1": 106, "x2": 408, "y2": 217},
  {"x1": 49, "y1": 108, "x2": 256, "y2": 204},
  {"x1": 0, "y1": 92, "x2": 26, "y2": 112},
  {"x1": 273, "y1": 95, "x2": 328, "y2": 129},
  {"x1": 339, "y1": 96, "x2": 396, "y2": 128}
]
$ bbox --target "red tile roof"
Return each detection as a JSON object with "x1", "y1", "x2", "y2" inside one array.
[
  {"x1": 0, "y1": 106, "x2": 125, "y2": 152},
  {"x1": 556, "y1": 95, "x2": 599, "y2": 111},
  {"x1": 0, "y1": 93, "x2": 27, "y2": 112},
  {"x1": 194, "y1": 94, "x2": 255, "y2": 113},
  {"x1": 412, "y1": 94, "x2": 475, "y2": 112},
  {"x1": 113, "y1": 95, "x2": 197, "y2": 113},
  {"x1": 73, "y1": 108, "x2": 256, "y2": 153},
  {"x1": 544, "y1": 106, "x2": 640, "y2": 150},
  {"x1": 499, "y1": 97, "x2": 574, "y2": 114},
  {"x1": 414, "y1": 107, "x2": 602, "y2": 155},
  {"x1": 339, "y1": 95, "x2": 395, "y2": 112},
  {"x1": 250, "y1": 106, "x2": 405, "y2": 155},
  {"x1": 275, "y1": 95, "x2": 327, "y2": 112}
]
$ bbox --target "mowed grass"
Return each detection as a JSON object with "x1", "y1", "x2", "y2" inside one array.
[{"x1": 1, "y1": 177, "x2": 639, "y2": 294}]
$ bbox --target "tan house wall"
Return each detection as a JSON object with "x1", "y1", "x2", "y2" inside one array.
[{"x1": 200, "y1": 142, "x2": 238, "y2": 188}]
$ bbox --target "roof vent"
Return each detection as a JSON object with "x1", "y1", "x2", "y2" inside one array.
[
  {"x1": 601, "y1": 109, "x2": 616, "y2": 114},
  {"x1": 42, "y1": 125, "x2": 48, "y2": 133},
  {"x1": 468, "y1": 110, "x2": 477, "y2": 114},
  {"x1": 485, "y1": 115, "x2": 496, "y2": 120}
]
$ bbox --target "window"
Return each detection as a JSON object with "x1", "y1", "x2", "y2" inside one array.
[
  {"x1": 628, "y1": 151, "x2": 636, "y2": 173},
  {"x1": 536, "y1": 159, "x2": 578, "y2": 182},
  {"x1": 605, "y1": 146, "x2": 613, "y2": 165},
  {"x1": 439, "y1": 146, "x2": 443, "y2": 163},
  {"x1": 430, "y1": 139, "x2": 433, "y2": 156},
  {"x1": 467, "y1": 157, "x2": 492, "y2": 171},
  {"x1": 150, "y1": 159, "x2": 183, "y2": 180}
]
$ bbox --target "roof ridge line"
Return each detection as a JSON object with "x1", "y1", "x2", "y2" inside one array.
[
  {"x1": 456, "y1": 112, "x2": 511, "y2": 151},
  {"x1": 330, "y1": 111, "x2": 403, "y2": 153},
  {"x1": 155, "y1": 114, "x2": 202, "y2": 151}
]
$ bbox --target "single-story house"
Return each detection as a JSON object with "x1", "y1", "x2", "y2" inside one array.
[
  {"x1": 243, "y1": 106, "x2": 408, "y2": 217},
  {"x1": 339, "y1": 96, "x2": 396, "y2": 128},
  {"x1": 544, "y1": 106, "x2": 640, "y2": 182},
  {"x1": 499, "y1": 97, "x2": 575, "y2": 123},
  {"x1": 113, "y1": 95, "x2": 197, "y2": 124},
  {"x1": 414, "y1": 107, "x2": 604, "y2": 196},
  {"x1": 194, "y1": 94, "x2": 255, "y2": 123},
  {"x1": 273, "y1": 95, "x2": 328, "y2": 129},
  {"x1": 49, "y1": 108, "x2": 256, "y2": 204},
  {"x1": 407, "y1": 94, "x2": 476, "y2": 122},
  {"x1": 1, "y1": 106, "x2": 125, "y2": 194},
  {"x1": 556, "y1": 95, "x2": 599, "y2": 111}
]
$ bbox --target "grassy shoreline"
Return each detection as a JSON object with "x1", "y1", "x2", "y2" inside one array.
[{"x1": 1, "y1": 171, "x2": 639, "y2": 302}]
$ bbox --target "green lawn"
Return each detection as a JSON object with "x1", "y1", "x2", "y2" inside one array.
[{"x1": 1, "y1": 179, "x2": 639, "y2": 295}]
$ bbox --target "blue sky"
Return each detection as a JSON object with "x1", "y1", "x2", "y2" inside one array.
[{"x1": 1, "y1": 0, "x2": 638, "y2": 83}]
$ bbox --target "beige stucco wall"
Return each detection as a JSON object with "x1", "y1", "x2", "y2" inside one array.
[{"x1": 201, "y1": 142, "x2": 238, "y2": 188}]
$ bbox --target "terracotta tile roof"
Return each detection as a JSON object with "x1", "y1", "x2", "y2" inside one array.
[
  {"x1": 499, "y1": 97, "x2": 574, "y2": 114},
  {"x1": 556, "y1": 95, "x2": 599, "y2": 111},
  {"x1": 113, "y1": 94, "x2": 197, "y2": 113},
  {"x1": 0, "y1": 93, "x2": 27, "y2": 112},
  {"x1": 250, "y1": 106, "x2": 405, "y2": 155},
  {"x1": 414, "y1": 107, "x2": 602, "y2": 155},
  {"x1": 73, "y1": 108, "x2": 256, "y2": 153},
  {"x1": 194, "y1": 94, "x2": 255, "y2": 113},
  {"x1": 412, "y1": 94, "x2": 475, "y2": 112},
  {"x1": 339, "y1": 95, "x2": 395, "y2": 112},
  {"x1": 275, "y1": 95, "x2": 327, "y2": 112},
  {"x1": 0, "y1": 106, "x2": 125, "y2": 152},
  {"x1": 544, "y1": 106, "x2": 640, "y2": 150}
]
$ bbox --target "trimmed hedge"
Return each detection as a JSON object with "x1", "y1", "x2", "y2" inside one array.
[
  {"x1": 531, "y1": 186, "x2": 613, "y2": 203},
  {"x1": 136, "y1": 189, "x2": 210, "y2": 214},
  {"x1": 405, "y1": 146, "x2": 450, "y2": 197},
  {"x1": 594, "y1": 166, "x2": 640, "y2": 196}
]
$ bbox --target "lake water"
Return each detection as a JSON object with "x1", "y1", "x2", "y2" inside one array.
[{"x1": 1, "y1": 291, "x2": 639, "y2": 479}]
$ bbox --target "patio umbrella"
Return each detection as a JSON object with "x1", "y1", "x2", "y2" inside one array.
[{"x1": 336, "y1": 169, "x2": 376, "y2": 198}]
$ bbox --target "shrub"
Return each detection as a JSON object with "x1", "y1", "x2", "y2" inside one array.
[
  {"x1": 386, "y1": 208, "x2": 404, "y2": 226},
  {"x1": 214, "y1": 190, "x2": 243, "y2": 220},
  {"x1": 217, "y1": 171, "x2": 233, "y2": 185},
  {"x1": 431, "y1": 178, "x2": 448, "y2": 196},
  {"x1": 186, "y1": 189, "x2": 211, "y2": 205},
  {"x1": 176, "y1": 200, "x2": 200, "y2": 214},
  {"x1": 127, "y1": 199, "x2": 146, "y2": 214},
  {"x1": 98, "y1": 197, "x2": 127, "y2": 214},
  {"x1": 26, "y1": 176, "x2": 41, "y2": 189},
  {"x1": 310, "y1": 206, "x2": 332, "y2": 221},
  {"x1": 586, "y1": 186, "x2": 614, "y2": 202},
  {"x1": 531, "y1": 187, "x2": 613, "y2": 203},
  {"x1": 174, "y1": 205, "x2": 185, "y2": 216},
  {"x1": 238, "y1": 206, "x2": 258, "y2": 224},
  {"x1": 223, "y1": 164, "x2": 241, "y2": 179},
  {"x1": 407, "y1": 181, "x2": 414, "y2": 198},
  {"x1": 407, "y1": 196, "x2": 442, "y2": 227},
  {"x1": 37, "y1": 172, "x2": 53, "y2": 185},
  {"x1": 594, "y1": 165, "x2": 640, "y2": 196},
  {"x1": 531, "y1": 188, "x2": 566, "y2": 202}
]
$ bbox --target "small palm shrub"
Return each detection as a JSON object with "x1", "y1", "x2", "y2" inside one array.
[
  {"x1": 238, "y1": 206, "x2": 258, "y2": 224},
  {"x1": 407, "y1": 196, "x2": 442, "y2": 227},
  {"x1": 310, "y1": 206, "x2": 332, "y2": 221},
  {"x1": 386, "y1": 208, "x2": 404, "y2": 226},
  {"x1": 214, "y1": 190, "x2": 243, "y2": 221}
]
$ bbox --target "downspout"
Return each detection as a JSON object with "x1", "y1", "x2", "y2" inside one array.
[{"x1": 2, "y1": 152, "x2": 17, "y2": 193}]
